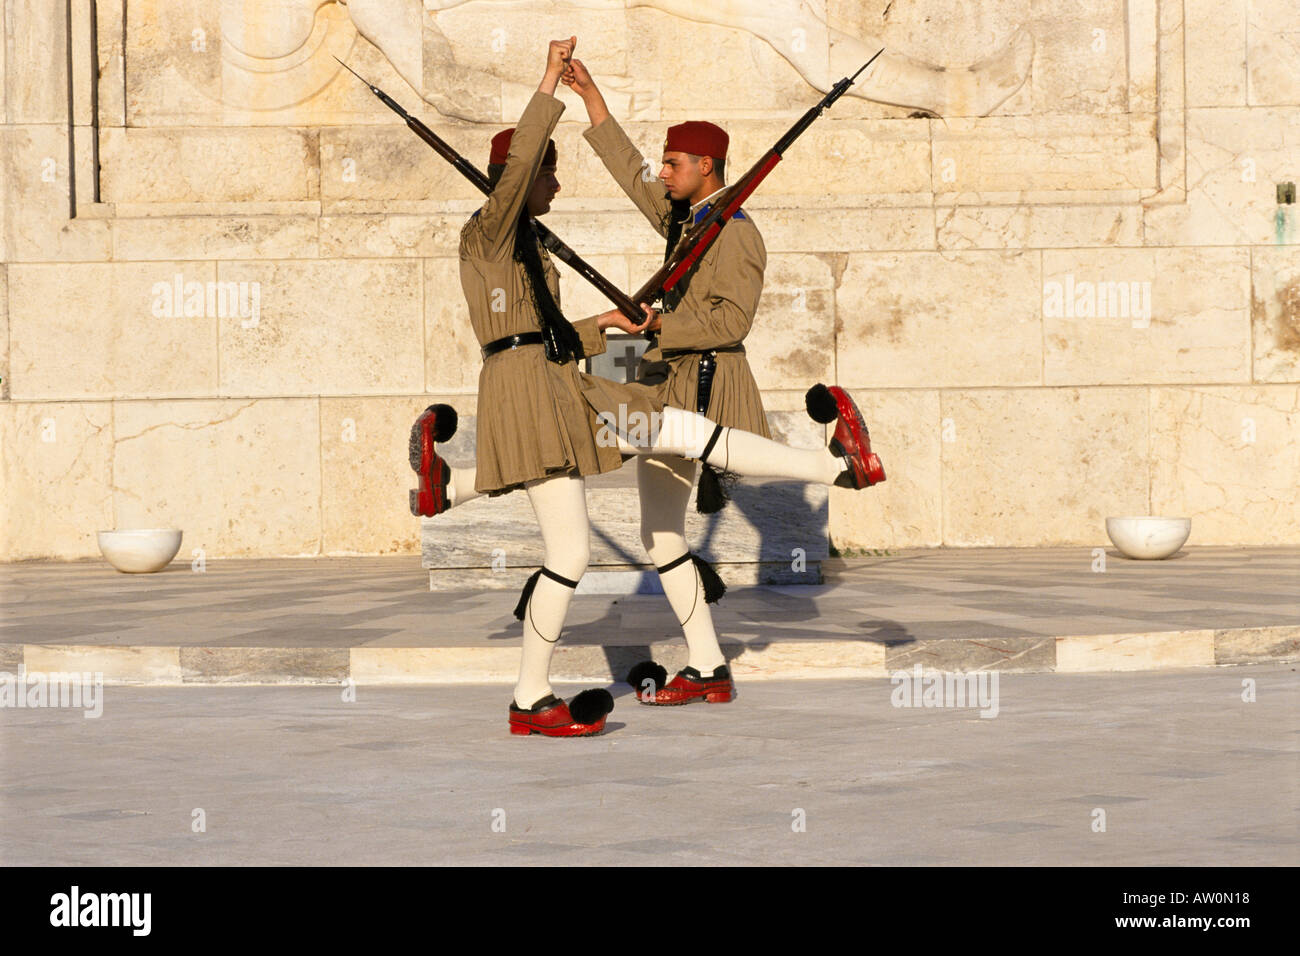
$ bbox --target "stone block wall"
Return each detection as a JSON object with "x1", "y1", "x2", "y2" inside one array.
[{"x1": 1, "y1": 0, "x2": 1296, "y2": 560}]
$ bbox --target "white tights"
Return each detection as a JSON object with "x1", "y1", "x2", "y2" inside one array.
[
  {"x1": 635, "y1": 453, "x2": 725, "y2": 674},
  {"x1": 513, "y1": 472, "x2": 590, "y2": 710}
]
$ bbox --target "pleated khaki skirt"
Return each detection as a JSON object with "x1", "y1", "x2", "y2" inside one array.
[
  {"x1": 637, "y1": 346, "x2": 772, "y2": 440},
  {"x1": 474, "y1": 343, "x2": 666, "y2": 497}
]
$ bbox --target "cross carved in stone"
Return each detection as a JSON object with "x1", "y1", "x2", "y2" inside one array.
[{"x1": 612, "y1": 344, "x2": 640, "y2": 382}]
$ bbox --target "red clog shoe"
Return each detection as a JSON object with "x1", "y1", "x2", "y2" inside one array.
[
  {"x1": 508, "y1": 689, "x2": 614, "y2": 737},
  {"x1": 408, "y1": 404, "x2": 457, "y2": 517},
  {"x1": 805, "y1": 384, "x2": 885, "y2": 489},
  {"x1": 629, "y1": 663, "x2": 735, "y2": 706}
]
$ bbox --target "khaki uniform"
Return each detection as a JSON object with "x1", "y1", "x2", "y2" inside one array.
[
  {"x1": 460, "y1": 91, "x2": 664, "y2": 496},
  {"x1": 583, "y1": 115, "x2": 772, "y2": 440}
]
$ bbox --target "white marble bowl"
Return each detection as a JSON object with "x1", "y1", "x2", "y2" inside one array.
[
  {"x1": 96, "y1": 529, "x2": 183, "y2": 573},
  {"x1": 1105, "y1": 517, "x2": 1191, "y2": 559}
]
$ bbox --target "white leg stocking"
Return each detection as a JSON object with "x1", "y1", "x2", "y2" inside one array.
[
  {"x1": 636, "y1": 455, "x2": 726, "y2": 674},
  {"x1": 446, "y1": 465, "x2": 483, "y2": 507},
  {"x1": 513, "y1": 472, "x2": 591, "y2": 710},
  {"x1": 616, "y1": 406, "x2": 844, "y2": 485}
]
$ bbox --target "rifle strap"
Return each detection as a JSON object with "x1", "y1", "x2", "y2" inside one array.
[{"x1": 663, "y1": 199, "x2": 692, "y2": 264}]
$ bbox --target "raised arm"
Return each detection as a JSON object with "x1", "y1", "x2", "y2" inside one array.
[
  {"x1": 565, "y1": 58, "x2": 674, "y2": 237},
  {"x1": 475, "y1": 38, "x2": 573, "y2": 258}
]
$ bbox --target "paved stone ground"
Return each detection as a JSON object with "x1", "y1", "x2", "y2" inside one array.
[
  {"x1": 2, "y1": 547, "x2": 1297, "y2": 648},
  {"x1": 2, "y1": 666, "x2": 1295, "y2": 865}
]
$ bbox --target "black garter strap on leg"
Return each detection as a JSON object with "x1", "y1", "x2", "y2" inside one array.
[
  {"x1": 513, "y1": 565, "x2": 580, "y2": 621},
  {"x1": 655, "y1": 551, "x2": 727, "y2": 605},
  {"x1": 699, "y1": 423, "x2": 724, "y2": 464},
  {"x1": 655, "y1": 552, "x2": 692, "y2": 574}
]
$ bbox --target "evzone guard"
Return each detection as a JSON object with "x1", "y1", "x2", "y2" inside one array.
[
  {"x1": 561, "y1": 53, "x2": 829, "y2": 704},
  {"x1": 408, "y1": 37, "x2": 885, "y2": 737}
]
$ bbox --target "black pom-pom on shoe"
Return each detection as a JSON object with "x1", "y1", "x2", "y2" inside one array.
[
  {"x1": 427, "y1": 403, "x2": 458, "y2": 442},
  {"x1": 626, "y1": 661, "x2": 668, "y2": 695},
  {"x1": 568, "y1": 688, "x2": 615, "y2": 724},
  {"x1": 805, "y1": 384, "x2": 838, "y2": 424},
  {"x1": 408, "y1": 404, "x2": 458, "y2": 472}
]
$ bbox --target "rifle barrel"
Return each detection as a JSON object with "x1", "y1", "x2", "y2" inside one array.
[
  {"x1": 849, "y1": 47, "x2": 885, "y2": 85},
  {"x1": 334, "y1": 56, "x2": 371, "y2": 89}
]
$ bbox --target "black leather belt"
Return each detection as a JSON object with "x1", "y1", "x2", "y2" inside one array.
[
  {"x1": 644, "y1": 343, "x2": 747, "y2": 414},
  {"x1": 482, "y1": 331, "x2": 545, "y2": 360},
  {"x1": 659, "y1": 343, "x2": 746, "y2": 359}
]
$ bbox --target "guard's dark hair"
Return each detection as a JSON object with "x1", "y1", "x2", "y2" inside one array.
[
  {"x1": 685, "y1": 153, "x2": 725, "y2": 184},
  {"x1": 482, "y1": 162, "x2": 583, "y2": 363}
]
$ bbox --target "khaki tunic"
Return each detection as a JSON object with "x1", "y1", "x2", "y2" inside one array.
[
  {"x1": 460, "y1": 91, "x2": 664, "y2": 496},
  {"x1": 583, "y1": 114, "x2": 772, "y2": 440}
]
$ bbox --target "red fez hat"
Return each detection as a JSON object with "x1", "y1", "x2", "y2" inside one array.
[
  {"x1": 664, "y1": 121, "x2": 728, "y2": 160},
  {"x1": 490, "y1": 128, "x2": 557, "y2": 167}
]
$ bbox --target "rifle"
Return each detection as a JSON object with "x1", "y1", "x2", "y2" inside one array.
[
  {"x1": 334, "y1": 57, "x2": 646, "y2": 323},
  {"x1": 630, "y1": 49, "x2": 884, "y2": 310}
]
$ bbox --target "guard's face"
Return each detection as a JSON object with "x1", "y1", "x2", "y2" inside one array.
[
  {"x1": 659, "y1": 151, "x2": 703, "y2": 201},
  {"x1": 527, "y1": 165, "x2": 560, "y2": 215}
]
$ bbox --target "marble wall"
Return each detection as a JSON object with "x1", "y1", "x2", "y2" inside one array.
[{"x1": 1, "y1": 0, "x2": 1296, "y2": 560}]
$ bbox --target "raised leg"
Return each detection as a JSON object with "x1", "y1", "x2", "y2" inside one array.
[
  {"x1": 608, "y1": 387, "x2": 884, "y2": 489},
  {"x1": 409, "y1": 404, "x2": 488, "y2": 514},
  {"x1": 614, "y1": 406, "x2": 842, "y2": 484}
]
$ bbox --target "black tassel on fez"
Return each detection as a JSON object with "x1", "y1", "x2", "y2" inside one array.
[
  {"x1": 691, "y1": 554, "x2": 727, "y2": 604},
  {"x1": 513, "y1": 568, "x2": 543, "y2": 620}
]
